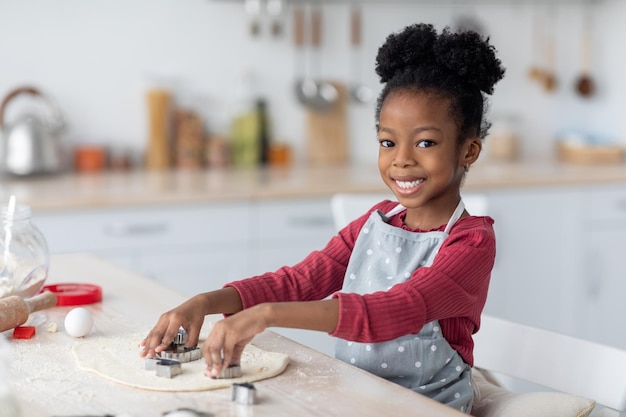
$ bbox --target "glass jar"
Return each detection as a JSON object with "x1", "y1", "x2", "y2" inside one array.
[{"x1": 0, "y1": 203, "x2": 49, "y2": 299}]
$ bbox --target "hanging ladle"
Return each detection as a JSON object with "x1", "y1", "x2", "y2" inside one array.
[
  {"x1": 293, "y1": 6, "x2": 317, "y2": 106},
  {"x1": 244, "y1": 0, "x2": 262, "y2": 37},
  {"x1": 308, "y1": 5, "x2": 338, "y2": 111},
  {"x1": 349, "y1": 5, "x2": 373, "y2": 104},
  {"x1": 541, "y1": 5, "x2": 558, "y2": 93},
  {"x1": 293, "y1": 5, "x2": 336, "y2": 111},
  {"x1": 575, "y1": 5, "x2": 595, "y2": 98}
]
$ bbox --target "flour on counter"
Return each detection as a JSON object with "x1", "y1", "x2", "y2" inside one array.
[{"x1": 72, "y1": 333, "x2": 289, "y2": 392}]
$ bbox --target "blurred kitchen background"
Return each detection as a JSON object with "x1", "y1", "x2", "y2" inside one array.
[{"x1": 1, "y1": 0, "x2": 625, "y2": 169}]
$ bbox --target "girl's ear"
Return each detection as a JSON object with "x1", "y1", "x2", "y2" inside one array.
[{"x1": 461, "y1": 137, "x2": 482, "y2": 169}]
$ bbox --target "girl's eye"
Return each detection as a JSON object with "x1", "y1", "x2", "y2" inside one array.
[
  {"x1": 417, "y1": 140, "x2": 436, "y2": 148},
  {"x1": 379, "y1": 139, "x2": 395, "y2": 148}
]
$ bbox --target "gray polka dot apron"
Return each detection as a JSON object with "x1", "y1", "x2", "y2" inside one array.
[{"x1": 335, "y1": 200, "x2": 473, "y2": 413}]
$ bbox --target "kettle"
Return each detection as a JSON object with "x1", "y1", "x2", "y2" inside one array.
[{"x1": 0, "y1": 86, "x2": 65, "y2": 176}]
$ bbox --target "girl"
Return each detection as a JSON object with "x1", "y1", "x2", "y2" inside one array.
[{"x1": 141, "y1": 23, "x2": 505, "y2": 413}]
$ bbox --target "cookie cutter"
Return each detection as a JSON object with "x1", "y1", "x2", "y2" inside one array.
[
  {"x1": 145, "y1": 357, "x2": 182, "y2": 378},
  {"x1": 214, "y1": 364, "x2": 242, "y2": 379},
  {"x1": 160, "y1": 328, "x2": 202, "y2": 363},
  {"x1": 231, "y1": 382, "x2": 256, "y2": 405}
]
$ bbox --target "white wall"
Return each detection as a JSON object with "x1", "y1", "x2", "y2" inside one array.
[{"x1": 0, "y1": 0, "x2": 624, "y2": 166}]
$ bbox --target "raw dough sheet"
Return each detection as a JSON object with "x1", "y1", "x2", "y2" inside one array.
[{"x1": 73, "y1": 333, "x2": 289, "y2": 392}]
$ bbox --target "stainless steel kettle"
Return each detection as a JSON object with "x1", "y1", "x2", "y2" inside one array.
[{"x1": 0, "y1": 86, "x2": 65, "y2": 176}]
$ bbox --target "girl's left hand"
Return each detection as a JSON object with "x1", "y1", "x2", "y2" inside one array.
[{"x1": 203, "y1": 304, "x2": 268, "y2": 378}]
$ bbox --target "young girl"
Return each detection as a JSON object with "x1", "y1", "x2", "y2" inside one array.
[{"x1": 141, "y1": 23, "x2": 505, "y2": 413}]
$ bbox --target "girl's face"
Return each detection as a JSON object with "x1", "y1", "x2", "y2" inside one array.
[{"x1": 377, "y1": 90, "x2": 481, "y2": 229}]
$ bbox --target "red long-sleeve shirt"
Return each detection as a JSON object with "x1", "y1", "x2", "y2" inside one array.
[{"x1": 225, "y1": 200, "x2": 495, "y2": 366}]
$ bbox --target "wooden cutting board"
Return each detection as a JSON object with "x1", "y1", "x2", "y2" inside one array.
[{"x1": 306, "y1": 82, "x2": 348, "y2": 165}]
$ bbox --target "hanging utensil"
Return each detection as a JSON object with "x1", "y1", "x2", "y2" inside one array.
[
  {"x1": 542, "y1": 5, "x2": 558, "y2": 93},
  {"x1": 244, "y1": 0, "x2": 262, "y2": 37},
  {"x1": 309, "y1": 5, "x2": 338, "y2": 111},
  {"x1": 293, "y1": 6, "x2": 317, "y2": 106},
  {"x1": 267, "y1": 0, "x2": 284, "y2": 38},
  {"x1": 349, "y1": 5, "x2": 373, "y2": 104},
  {"x1": 575, "y1": 4, "x2": 595, "y2": 98},
  {"x1": 528, "y1": 8, "x2": 545, "y2": 84}
]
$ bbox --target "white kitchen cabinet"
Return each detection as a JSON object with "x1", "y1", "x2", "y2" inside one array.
[
  {"x1": 579, "y1": 186, "x2": 626, "y2": 350},
  {"x1": 249, "y1": 198, "x2": 336, "y2": 273},
  {"x1": 137, "y1": 244, "x2": 249, "y2": 297},
  {"x1": 483, "y1": 187, "x2": 586, "y2": 336},
  {"x1": 33, "y1": 202, "x2": 253, "y2": 295}
]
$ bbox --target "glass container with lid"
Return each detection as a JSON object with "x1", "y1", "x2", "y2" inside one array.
[{"x1": 0, "y1": 199, "x2": 49, "y2": 299}]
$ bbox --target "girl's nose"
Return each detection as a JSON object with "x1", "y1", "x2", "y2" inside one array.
[{"x1": 393, "y1": 145, "x2": 416, "y2": 167}]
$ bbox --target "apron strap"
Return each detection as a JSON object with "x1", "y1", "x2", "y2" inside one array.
[
  {"x1": 385, "y1": 200, "x2": 465, "y2": 234},
  {"x1": 385, "y1": 204, "x2": 407, "y2": 218},
  {"x1": 443, "y1": 200, "x2": 465, "y2": 234}
]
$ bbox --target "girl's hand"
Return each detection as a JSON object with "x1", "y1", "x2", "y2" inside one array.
[
  {"x1": 140, "y1": 294, "x2": 208, "y2": 358},
  {"x1": 203, "y1": 304, "x2": 269, "y2": 378}
]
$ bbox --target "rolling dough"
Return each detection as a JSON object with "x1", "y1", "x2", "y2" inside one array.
[{"x1": 73, "y1": 333, "x2": 289, "y2": 392}]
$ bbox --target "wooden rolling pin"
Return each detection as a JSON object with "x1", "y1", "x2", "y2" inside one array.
[{"x1": 0, "y1": 291, "x2": 57, "y2": 332}]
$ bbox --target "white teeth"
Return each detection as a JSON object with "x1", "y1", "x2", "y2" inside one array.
[{"x1": 396, "y1": 179, "x2": 423, "y2": 189}]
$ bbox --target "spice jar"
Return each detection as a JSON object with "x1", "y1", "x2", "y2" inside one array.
[{"x1": 0, "y1": 202, "x2": 49, "y2": 299}]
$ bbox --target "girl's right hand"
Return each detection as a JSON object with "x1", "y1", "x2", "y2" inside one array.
[{"x1": 139, "y1": 294, "x2": 207, "y2": 358}]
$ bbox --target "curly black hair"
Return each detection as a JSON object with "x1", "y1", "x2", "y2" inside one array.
[{"x1": 375, "y1": 23, "x2": 505, "y2": 141}]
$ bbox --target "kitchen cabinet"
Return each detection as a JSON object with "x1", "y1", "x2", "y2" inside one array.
[
  {"x1": 34, "y1": 202, "x2": 254, "y2": 293},
  {"x1": 579, "y1": 186, "x2": 626, "y2": 350},
  {"x1": 483, "y1": 187, "x2": 586, "y2": 337},
  {"x1": 486, "y1": 185, "x2": 626, "y2": 351},
  {"x1": 249, "y1": 198, "x2": 336, "y2": 273}
]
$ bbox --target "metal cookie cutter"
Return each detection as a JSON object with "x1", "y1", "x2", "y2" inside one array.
[
  {"x1": 214, "y1": 364, "x2": 242, "y2": 379},
  {"x1": 231, "y1": 382, "x2": 256, "y2": 405},
  {"x1": 145, "y1": 357, "x2": 182, "y2": 378},
  {"x1": 160, "y1": 328, "x2": 202, "y2": 363}
]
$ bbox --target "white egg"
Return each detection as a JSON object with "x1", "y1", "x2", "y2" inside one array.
[{"x1": 64, "y1": 307, "x2": 94, "y2": 337}]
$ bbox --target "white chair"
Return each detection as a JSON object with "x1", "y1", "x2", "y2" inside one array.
[
  {"x1": 472, "y1": 314, "x2": 626, "y2": 417},
  {"x1": 330, "y1": 192, "x2": 489, "y2": 230}
]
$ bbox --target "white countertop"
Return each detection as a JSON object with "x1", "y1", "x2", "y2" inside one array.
[
  {"x1": 5, "y1": 253, "x2": 465, "y2": 417},
  {"x1": 1, "y1": 161, "x2": 626, "y2": 211}
]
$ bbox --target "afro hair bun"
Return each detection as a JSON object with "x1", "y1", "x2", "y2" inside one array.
[{"x1": 375, "y1": 23, "x2": 505, "y2": 95}]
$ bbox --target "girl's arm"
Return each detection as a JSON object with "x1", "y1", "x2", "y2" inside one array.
[{"x1": 204, "y1": 298, "x2": 339, "y2": 377}]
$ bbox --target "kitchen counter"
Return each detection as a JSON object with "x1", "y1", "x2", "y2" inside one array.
[
  {"x1": 5, "y1": 253, "x2": 465, "y2": 417},
  {"x1": 1, "y1": 160, "x2": 626, "y2": 211}
]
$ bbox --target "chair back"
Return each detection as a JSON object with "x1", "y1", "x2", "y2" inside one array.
[{"x1": 474, "y1": 314, "x2": 626, "y2": 411}]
